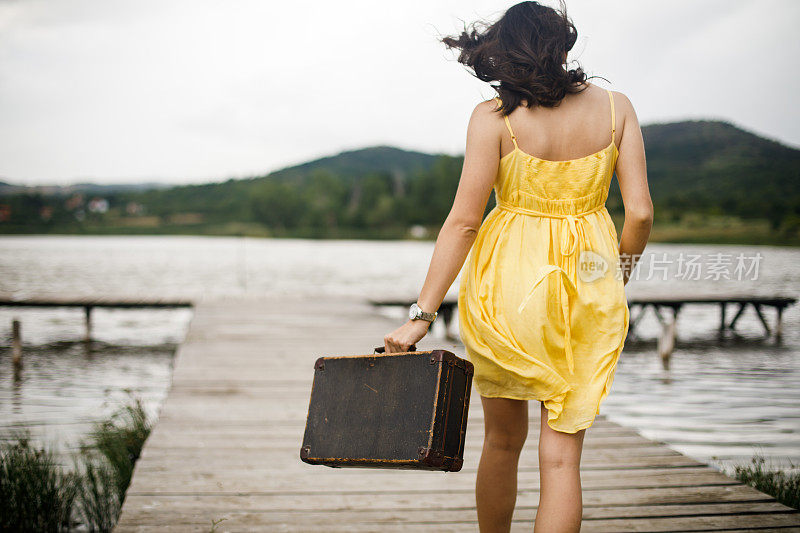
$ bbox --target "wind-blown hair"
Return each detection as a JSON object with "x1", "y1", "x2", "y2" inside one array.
[{"x1": 441, "y1": 1, "x2": 600, "y2": 115}]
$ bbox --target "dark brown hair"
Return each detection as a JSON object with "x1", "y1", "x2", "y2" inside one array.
[{"x1": 441, "y1": 1, "x2": 602, "y2": 115}]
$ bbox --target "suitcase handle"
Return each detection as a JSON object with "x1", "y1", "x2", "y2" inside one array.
[{"x1": 374, "y1": 344, "x2": 416, "y2": 354}]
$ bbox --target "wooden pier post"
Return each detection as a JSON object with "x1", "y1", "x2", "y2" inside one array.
[
  {"x1": 657, "y1": 306, "x2": 680, "y2": 370},
  {"x1": 12, "y1": 318, "x2": 22, "y2": 369},
  {"x1": 658, "y1": 319, "x2": 676, "y2": 370},
  {"x1": 84, "y1": 305, "x2": 92, "y2": 343}
]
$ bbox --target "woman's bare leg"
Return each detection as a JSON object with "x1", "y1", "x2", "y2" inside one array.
[
  {"x1": 534, "y1": 401, "x2": 586, "y2": 532},
  {"x1": 476, "y1": 396, "x2": 529, "y2": 533}
]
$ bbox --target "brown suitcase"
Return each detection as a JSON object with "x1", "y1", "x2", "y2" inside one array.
[{"x1": 300, "y1": 347, "x2": 474, "y2": 471}]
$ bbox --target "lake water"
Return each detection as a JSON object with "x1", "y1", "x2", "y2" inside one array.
[{"x1": 0, "y1": 235, "x2": 798, "y2": 475}]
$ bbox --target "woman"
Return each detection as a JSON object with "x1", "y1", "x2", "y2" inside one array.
[{"x1": 384, "y1": 1, "x2": 652, "y2": 531}]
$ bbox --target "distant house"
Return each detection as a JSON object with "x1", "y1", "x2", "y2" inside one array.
[
  {"x1": 88, "y1": 197, "x2": 109, "y2": 213},
  {"x1": 126, "y1": 201, "x2": 144, "y2": 215}
]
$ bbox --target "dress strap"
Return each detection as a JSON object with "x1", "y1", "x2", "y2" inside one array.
[
  {"x1": 606, "y1": 89, "x2": 616, "y2": 144},
  {"x1": 495, "y1": 97, "x2": 519, "y2": 149}
]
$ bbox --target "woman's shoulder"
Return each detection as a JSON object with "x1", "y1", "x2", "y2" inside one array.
[
  {"x1": 474, "y1": 97, "x2": 502, "y2": 113},
  {"x1": 581, "y1": 83, "x2": 637, "y2": 130},
  {"x1": 582, "y1": 82, "x2": 630, "y2": 106},
  {"x1": 591, "y1": 84, "x2": 635, "y2": 115},
  {"x1": 466, "y1": 98, "x2": 504, "y2": 125}
]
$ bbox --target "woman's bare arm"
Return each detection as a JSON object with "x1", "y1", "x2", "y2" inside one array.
[
  {"x1": 383, "y1": 101, "x2": 500, "y2": 353},
  {"x1": 613, "y1": 92, "x2": 653, "y2": 285}
]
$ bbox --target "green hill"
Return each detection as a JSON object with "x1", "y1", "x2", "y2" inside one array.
[
  {"x1": 1, "y1": 121, "x2": 798, "y2": 244},
  {"x1": 267, "y1": 145, "x2": 438, "y2": 182},
  {"x1": 621, "y1": 120, "x2": 799, "y2": 228}
]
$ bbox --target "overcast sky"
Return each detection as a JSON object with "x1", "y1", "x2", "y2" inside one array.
[{"x1": 1, "y1": 0, "x2": 798, "y2": 185}]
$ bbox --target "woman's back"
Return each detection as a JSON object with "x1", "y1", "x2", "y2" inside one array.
[
  {"x1": 492, "y1": 85, "x2": 618, "y2": 217},
  {"x1": 497, "y1": 82, "x2": 619, "y2": 163}
]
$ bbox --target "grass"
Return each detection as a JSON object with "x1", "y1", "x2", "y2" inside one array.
[
  {"x1": 611, "y1": 214, "x2": 800, "y2": 246},
  {"x1": 729, "y1": 453, "x2": 800, "y2": 510},
  {"x1": 74, "y1": 398, "x2": 152, "y2": 531},
  {"x1": 6, "y1": 211, "x2": 800, "y2": 244},
  {"x1": 0, "y1": 399, "x2": 153, "y2": 532},
  {"x1": 73, "y1": 459, "x2": 121, "y2": 533},
  {"x1": 209, "y1": 517, "x2": 228, "y2": 532},
  {"x1": 85, "y1": 398, "x2": 152, "y2": 500},
  {"x1": 0, "y1": 433, "x2": 79, "y2": 531}
]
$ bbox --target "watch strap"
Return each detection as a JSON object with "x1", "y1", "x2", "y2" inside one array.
[
  {"x1": 411, "y1": 302, "x2": 437, "y2": 322},
  {"x1": 418, "y1": 309, "x2": 437, "y2": 321}
]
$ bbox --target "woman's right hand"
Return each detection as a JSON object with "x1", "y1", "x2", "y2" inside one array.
[{"x1": 383, "y1": 319, "x2": 430, "y2": 353}]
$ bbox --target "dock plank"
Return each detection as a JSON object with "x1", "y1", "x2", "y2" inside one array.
[{"x1": 114, "y1": 297, "x2": 799, "y2": 532}]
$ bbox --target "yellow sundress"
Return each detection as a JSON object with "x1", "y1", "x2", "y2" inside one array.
[{"x1": 458, "y1": 89, "x2": 630, "y2": 434}]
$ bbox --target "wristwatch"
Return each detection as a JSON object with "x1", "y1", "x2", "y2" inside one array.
[{"x1": 409, "y1": 302, "x2": 437, "y2": 323}]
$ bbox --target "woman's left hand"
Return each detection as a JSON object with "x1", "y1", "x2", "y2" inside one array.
[{"x1": 384, "y1": 320, "x2": 431, "y2": 353}]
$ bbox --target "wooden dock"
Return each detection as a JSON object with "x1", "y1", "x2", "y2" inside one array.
[
  {"x1": 0, "y1": 295, "x2": 194, "y2": 344},
  {"x1": 114, "y1": 296, "x2": 800, "y2": 532},
  {"x1": 0, "y1": 295, "x2": 194, "y2": 308},
  {"x1": 370, "y1": 295, "x2": 798, "y2": 341}
]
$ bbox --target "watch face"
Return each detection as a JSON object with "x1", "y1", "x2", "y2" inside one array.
[{"x1": 409, "y1": 303, "x2": 419, "y2": 320}]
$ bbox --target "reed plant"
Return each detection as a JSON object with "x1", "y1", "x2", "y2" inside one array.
[
  {"x1": 75, "y1": 398, "x2": 152, "y2": 531},
  {"x1": 0, "y1": 433, "x2": 78, "y2": 531},
  {"x1": 0, "y1": 399, "x2": 152, "y2": 532},
  {"x1": 731, "y1": 453, "x2": 800, "y2": 510},
  {"x1": 72, "y1": 455, "x2": 122, "y2": 533},
  {"x1": 86, "y1": 398, "x2": 151, "y2": 500}
]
